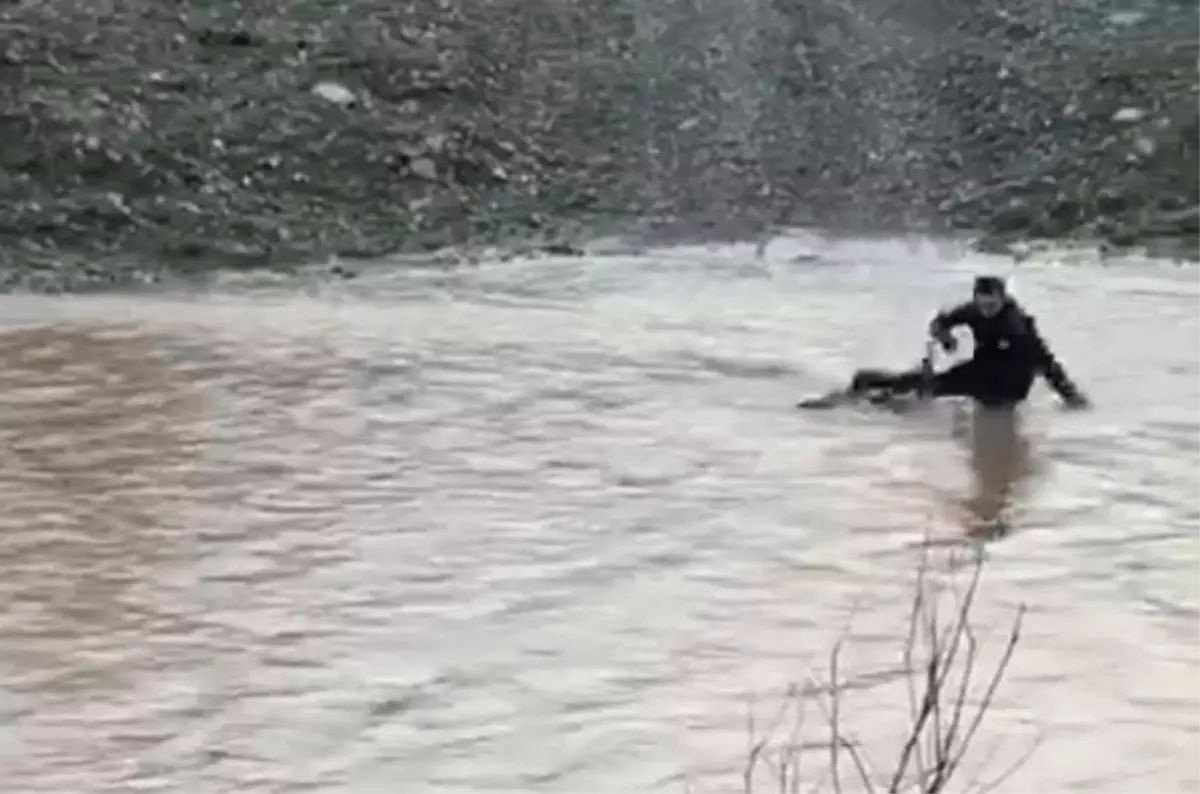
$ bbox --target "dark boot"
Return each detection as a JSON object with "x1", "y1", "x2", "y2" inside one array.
[{"x1": 850, "y1": 367, "x2": 925, "y2": 396}]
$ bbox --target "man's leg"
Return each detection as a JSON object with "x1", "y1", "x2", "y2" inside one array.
[
  {"x1": 849, "y1": 366, "x2": 925, "y2": 395},
  {"x1": 851, "y1": 360, "x2": 976, "y2": 398},
  {"x1": 966, "y1": 404, "x2": 1030, "y2": 524},
  {"x1": 909, "y1": 363, "x2": 1027, "y2": 526},
  {"x1": 958, "y1": 370, "x2": 1037, "y2": 524},
  {"x1": 929, "y1": 361, "x2": 978, "y2": 398}
]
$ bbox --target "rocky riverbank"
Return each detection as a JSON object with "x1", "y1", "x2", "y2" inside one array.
[
  {"x1": 938, "y1": 38, "x2": 1198, "y2": 258},
  {"x1": 0, "y1": 0, "x2": 643, "y2": 290},
  {"x1": 0, "y1": 0, "x2": 1195, "y2": 290}
]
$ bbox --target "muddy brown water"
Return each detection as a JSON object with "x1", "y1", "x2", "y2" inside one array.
[{"x1": 0, "y1": 235, "x2": 1195, "y2": 792}]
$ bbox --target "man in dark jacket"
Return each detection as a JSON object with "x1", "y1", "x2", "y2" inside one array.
[
  {"x1": 841, "y1": 275, "x2": 1089, "y2": 532},
  {"x1": 849, "y1": 275, "x2": 1090, "y2": 410}
]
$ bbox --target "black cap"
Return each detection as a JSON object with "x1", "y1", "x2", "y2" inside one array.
[{"x1": 973, "y1": 275, "x2": 1006, "y2": 296}]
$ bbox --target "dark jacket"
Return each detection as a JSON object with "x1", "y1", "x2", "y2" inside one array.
[{"x1": 930, "y1": 298, "x2": 1082, "y2": 403}]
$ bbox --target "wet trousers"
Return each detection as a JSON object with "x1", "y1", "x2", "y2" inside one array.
[{"x1": 850, "y1": 359, "x2": 1035, "y2": 409}]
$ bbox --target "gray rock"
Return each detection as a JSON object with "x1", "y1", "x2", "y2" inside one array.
[
  {"x1": 409, "y1": 157, "x2": 439, "y2": 182},
  {"x1": 311, "y1": 81, "x2": 357, "y2": 107}
]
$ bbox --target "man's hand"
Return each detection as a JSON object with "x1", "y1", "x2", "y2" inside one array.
[
  {"x1": 1062, "y1": 391, "x2": 1091, "y2": 411},
  {"x1": 933, "y1": 330, "x2": 957, "y2": 354}
]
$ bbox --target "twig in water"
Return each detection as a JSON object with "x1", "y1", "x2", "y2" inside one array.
[{"x1": 738, "y1": 532, "x2": 1030, "y2": 794}]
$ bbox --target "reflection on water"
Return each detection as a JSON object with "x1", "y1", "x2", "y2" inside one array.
[
  {"x1": 0, "y1": 325, "x2": 205, "y2": 787},
  {"x1": 0, "y1": 324, "x2": 201, "y2": 626},
  {"x1": 0, "y1": 237, "x2": 1194, "y2": 793}
]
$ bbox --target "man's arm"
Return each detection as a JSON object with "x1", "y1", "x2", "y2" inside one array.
[
  {"x1": 1026, "y1": 315, "x2": 1088, "y2": 405},
  {"x1": 928, "y1": 302, "x2": 974, "y2": 350}
]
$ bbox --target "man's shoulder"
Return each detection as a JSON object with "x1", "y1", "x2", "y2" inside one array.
[
  {"x1": 1003, "y1": 300, "x2": 1035, "y2": 323},
  {"x1": 938, "y1": 300, "x2": 978, "y2": 321},
  {"x1": 1001, "y1": 302, "x2": 1046, "y2": 340}
]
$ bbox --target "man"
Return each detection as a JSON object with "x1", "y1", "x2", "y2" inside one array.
[
  {"x1": 848, "y1": 275, "x2": 1090, "y2": 529},
  {"x1": 849, "y1": 275, "x2": 1090, "y2": 410}
]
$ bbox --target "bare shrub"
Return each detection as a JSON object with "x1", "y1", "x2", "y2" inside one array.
[{"x1": 742, "y1": 538, "x2": 1033, "y2": 793}]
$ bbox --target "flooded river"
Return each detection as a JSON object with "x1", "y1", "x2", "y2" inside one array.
[{"x1": 0, "y1": 234, "x2": 1195, "y2": 792}]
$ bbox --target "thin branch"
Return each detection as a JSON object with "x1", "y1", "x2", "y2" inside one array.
[
  {"x1": 934, "y1": 552, "x2": 985, "y2": 695},
  {"x1": 743, "y1": 686, "x2": 797, "y2": 793},
  {"x1": 737, "y1": 534, "x2": 1032, "y2": 794},
  {"x1": 889, "y1": 552, "x2": 941, "y2": 793},
  {"x1": 978, "y1": 731, "x2": 1044, "y2": 794},
  {"x1": 902, "y1": 555, "x2": 928, "y2": 785},
  {"x1": 837, "y1": 735, "x2": 877, "y2": 793},
  {"x1": 830, "y1": 640, "x2": 844, "y2": 793},
  {"x1": 926, "y1": 588, "x2": 946, "y2": 785},
  {"x1": 807, "y1": 665, "x2": 876, "y2": 794},
  {"x1": 946, "y1": 605, "x2": 1027, "y2": 777},
  {"x1": 934, "y1": 626, "x2": 979, "y2": 789},
  {"x1": 925, "y1": 553, "x2": 986, "y2": 791},
  {"x1": 781, "y1": 685, "x2": 809, "y2": 794}
]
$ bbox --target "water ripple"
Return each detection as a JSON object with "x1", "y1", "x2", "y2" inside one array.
[{"x1": 0, "y1": 240, "x2": 1194, "y2": 793}]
